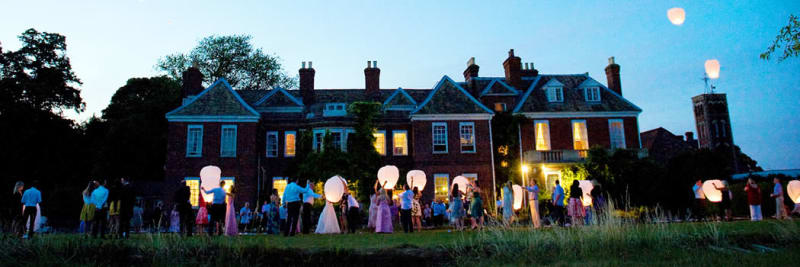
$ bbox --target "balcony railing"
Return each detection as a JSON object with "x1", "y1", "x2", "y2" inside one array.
[{"x1": 524, "y1": 148, "x2": 648, "y2": 163}]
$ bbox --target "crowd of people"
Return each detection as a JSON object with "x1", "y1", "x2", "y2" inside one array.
[{"x1": 692, "y1": 177, "x2": 799, "y2": 221}]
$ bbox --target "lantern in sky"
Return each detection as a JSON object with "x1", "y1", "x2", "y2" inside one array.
[
  {"x1": 578, "y1": 180, "x2": 594, "y2": 206},
  {"x1": 667, "y1": 7, "x2": 685, "y2": 26},
  {"x1": 406, "y1": 170, "x2": 427, "y2": 191},
  {"x1": 324, "y1": 175, "x2": 346, "y2": 203},
  {"x1": 377, "y1": 165, "x2": 399, "y2": 189},
  {"x1": 512, "y1": 184, "x2": 523, "y2": 210},
  {"x1": 705, "y1": 59, "x2": 720, "y2": 79},
  {"x1": 701, "y1": 180, "x2": 724, "y2": 203},
  {"x1": 452, "y1": 176, "x2": 469, "y2": 194},
  {"x1": 200, "y1": 165, "x2": 221, "y2": 202},
  {"x1": 787, "y1": 180, "x2": 800, "y2": 204}
]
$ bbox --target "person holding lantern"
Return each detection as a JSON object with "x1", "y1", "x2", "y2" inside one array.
[
  {"x1": 201, "y1": 181, "x2": 227, "y2": 235},
  {"x1": 692, "y1": 180, "x2": 706, "y2": 221},
  {"x1": 525, "y1": 180, "x2": 541, "y2": 228},
  {"x1": 713, "y1": 180, "x2": 733, "y2": 221},
  {"x1": 744, "y1": 178, "x2": 763, "y2": 221},
  {"x1": 374, "y1": 180, "x2": 393, "y2": 233},
  {"x1": 770, "y1": 178, "x2": 788, "y2": 220},
  {"x1": 281, "y1": 178, "x2": 320, "y2": 237},
  {"x1": 449, "y1": 183, "x2": 465, "y2": 230}
]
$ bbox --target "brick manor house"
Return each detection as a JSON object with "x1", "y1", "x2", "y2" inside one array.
[{"x1": 163, "y1": 49, "x2": 643, "y2": 208}]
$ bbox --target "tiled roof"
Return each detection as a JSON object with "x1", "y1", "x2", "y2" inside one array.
[
  {"x1": 253, "y1": 87, "x2": 303, "y2": 107},
  {"x1": 480, "y1": 79, "x2": 519, "y2": 96},
  {"x1": 513, "y1": 75, "x2": 641, "y2": 113},
  {"x1": 166, "y1": 79, "x2": 259, "y2": 118},
  {"x1": 413, "y1": 76, "x2": 493, "y2": 115}
]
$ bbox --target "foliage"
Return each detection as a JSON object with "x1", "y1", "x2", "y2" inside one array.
[
  {"x1": 156, "y1": 34, "x2": 295, "y2": 90},
  {"x1": 490, "y1": 113, "x2": 526, "y2": 191},
  {"x1": 761, "y1": 14, "x2": 800, "y2": 61}
]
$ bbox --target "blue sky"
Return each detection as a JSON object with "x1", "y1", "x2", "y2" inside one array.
[{"x1": 1, "y1": 0, "x2": 799, "y2": 170}]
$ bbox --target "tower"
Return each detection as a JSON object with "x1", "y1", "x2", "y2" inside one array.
[{"x1": 692, "y1": 93, "x2": 733, "y2": 149}]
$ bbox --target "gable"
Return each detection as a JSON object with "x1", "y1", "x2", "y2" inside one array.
[
  {"x1": 254, "y1": 87, "x2": 303, "y2": 107},
  {"x1": 166, "y1": 79, "x2": 259, "y2": 122},
  {"x1": 412, "y1": 76, "x2": 493, "y2": 115},
  {"x1": 383, "y1": 88, "x2": 417, "y2": 110},
  {"x1": 512, "y1": 75, "x2": 641, "y2": 114},
  {"x1": 480, "y1": 79, "x2": 519, "y2": 96}
]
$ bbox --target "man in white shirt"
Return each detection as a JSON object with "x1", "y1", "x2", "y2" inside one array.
[
  {"x1": 399, "y1": 184, "x2": 414, "y2": 233},
  {"x1": 345, "y1": 189, "x2": 361, "y2": 234},
  {"x1": 20, "y1": 180, "x2": 41, "y2": 238},
  {"x1": 91, "y1": 180, "x2": 110, "y2": 238},
  {"x1": 202, "y1": 181, "x2": 228, "y2": 235},
  {"x1": 301, "y1": 183, "x2": 320, "y2": 234},
  {"x1": 282, "y1": 178, "x2": 319, "y2": 236}
]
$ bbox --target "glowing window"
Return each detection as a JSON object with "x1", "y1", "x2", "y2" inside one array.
[
  {"x1": 572, "y1": 120, "x2": 589, "y2": 150},
  {"x1": 273, "y1": 177, "x2": 288, "y2": 198},
  {"x1": 285, "y1": 131, "x2": 296, "y2": 157},
  {"x1": 608, "y1": 119, "x2": 626, "y2": 149},
  {"x1": 185, "y1": 178, "x2": 200, "y2": 207},
  {"x1": 434, "y1": 174, "x2": 449, "y2": 201},
  {"x1": 535, "y1": 120, "x2": 551, "y2": 151},
  {"x1": 392, "y1": 130, "x2": 408, "y2": 156},
  {"x1": 494, "y1": 103, "x2": 507, "y2": 112},
  {"x1": 373, "y1": 130, "x2": 386, "y2": 155},
  {"x1": 221, "y1": 178, "x2": 235, "y2": 194}
]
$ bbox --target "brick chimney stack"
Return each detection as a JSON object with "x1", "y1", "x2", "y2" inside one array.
[
  {"x1": 181, "y1": 63, "x2": 204, "y2": 99},
  {"x1": 605, "y1": 56, "x2": 622, "y2": 96},
  {"x1": 365, "y1": 60, "x2": 381, "y2": 100},
  {"x1": 685, "y1": 131, "x2": 698, "y2": 148},
  {"x1": 463, "y1": 57, "x2": 479, "y2": 81},
  {"x1": 521, "y1": 61, "x2": 538, "y2": 77},
  {"x1": 299, "y1": 61, "x2": 315, "y2": 106},
  {"x1": 502, "y1": 49, "x2": 523, "y2": 90}
]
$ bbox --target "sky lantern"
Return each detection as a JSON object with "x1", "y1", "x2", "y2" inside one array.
[
  {"x1": 578, "y1": 180, "x2": 594, "y2": 206},
  {"x1": 667, "y1": 7, "x2": 685, "y2": 25},
  {"x1": 377, "y1": 165, "x2": 399, "y2": 189},
  {"x1": 406, "y1": 170, "x2": 427, "y2": 191},
  {"x1": 512, "y1": 184, "x2": 523, "y2": 210},
  {"x1": 452, "y1": 176, "x2": 469, "y2": 194},
  {"x1": 705, "y1": 59, "x2": 720, "y2": 79},
  {"x1": 199, "y1": 165, "x2": 221, "y2": 202},
  {"x1": 324, "y1": 175, "x2": 346, "y2": 203},
  {"x1": 787, "y1": 180, "x2": 800, "y2": 204},
  {"x1": 701, "y1": 180, "x2": 724, "y2": 203}
]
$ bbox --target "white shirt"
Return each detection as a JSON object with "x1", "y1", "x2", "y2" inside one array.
[
  {"x1": 347, "y1": 194, "x2": 359, "y2": 208},
  {"x1": 303, "y1": 184, "x2": 317, "y2": 204}
]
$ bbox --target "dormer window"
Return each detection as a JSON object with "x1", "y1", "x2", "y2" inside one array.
[
  {"x1": 585, "y1": 87, "x2": 601, "y2": 102},
  {"x1": 323, "y1": 103, "x2": 347, "y2": 117},
  {"x1": 546, "y1": 87, "x2": 563, "y2": 102}
]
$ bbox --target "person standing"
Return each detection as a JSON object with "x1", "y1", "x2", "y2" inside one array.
[
  {"x1": 169, "y1": 204, "x2": 180, "y2": 233},
  {"x1": 423, "y1": 203, "x2": 432, "y2": 227},
  {"x1": 432, "y1": 199, "x2": 446, "y2": 228},
  {"x1": 202, "y1": 181, "x2": 227, "y2": 235},
  {"x1": 20, "y1": 181, "x2": 41, "y2": 239},
  {"x1": 714, "y1": 181, "x2": 733, "y2": 221},
  {"x1": 375, "y1": 181, "x2": 393, "y2": 233},
  {"x1": 195, "y1": 194, "x2": 209, "y2": 235},
  {"x1": 568, "y1": 180, "x2": 584, "y2": 226},
  {"x1": 502, "y1": 183, "x2": 514, "y2": 226},
  {"x1": 343, "y1": 182, "x2": 361, "y2": 234},
  {"x1": 525, "y1": 180, "x2": 541, "y2": 228},
  {"x1": 91, "y1": 180, "x2": 110, "y2": 238},
  {"x1": 118, "y1": 177, "x2": 136, "y2": 239},
  {"x1": 173, "y1": 180, "x2": 194, "y2": 236},
  {"x1": 79, "y1": 182, "x2": 96, "y2": 235},
  {"x1": 692, "y1": 180, "x2": 706, "y2": 221},
  {"x1": 399, "y1": 184, "x2": 414, "y2": 233},
  {"x1": 301, "y1": 182, "x2": 319, "y2": 234},
  {"x1": 10, "y1": 182, "x2": 25, "y2": 237},
  {"x1": 770, "y1": 178, "x2": 788, "y2": 220},
  {"x1": 282, "y1": 179, "x2": 320, "y2": 236},
  {"x1": 368, "y1": 192, "x2": 379, "y2": 229},
  {"x1": 552, "y1": 180, "x2": 565, "y2": 226},
  {"x1": 224, "y1": 184, "x2": 238, "y2": 236},
  {"x1": 744, "y1": 178, "x2": 763, "y2": 221},
  {"x1": 450, "y1": 183, "x2": 464, "y2": 230},
  {"x1": 411, "y1": 187, "x2": 422, "y2": 231},
  {"x1": 469, "y1": 192, "x2": 484, "y2": 230},
  {"x1": 239, "y1": 202, "x2": 251, "y2": 232}
]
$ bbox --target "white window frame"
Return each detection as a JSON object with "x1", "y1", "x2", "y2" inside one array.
[
  {"x1": 330, "y1": 128, "x2": 344, "y2": 151},
  {"x1": 434, "y1": 173, "x2": 450, "y2": 200},
  {"x1": 266, "y1": 131, "x2": 279, "y2": 157},
  {"x1": 534, "y1": 120, "x2": 551, "y2": 151},
  {"x1": 392, "y1": 130, "x2": 408, "y2": 156},
  {"x1": 459, "y1": 122, "x2": 476, "y2": 153},
  {"x1": 571, "y1": 119, "x2": 589, "y2": 150},
  {"x1": 284, "y1": 131, "x2": 296, "y2": 157},
  {"x1": 220, "y1": 125, "x2": 237, "y2": 158},
  {"x1": 323, "y1": 103, "x2": 347, "y2": 117},
  {"x1": 432, "y1": 122, "x2": 448, "y2": 154},
  {"x1": 186, "y1": 124, "x2": 203, "y2": 158},
  {"x1": 547, "y1": 87, "x2": 564, "y2": 102},
  {"x1": 373, "y1": 130, "x2": 386, "y2": 155},
  {"x1": 608, "y1": 119, "x2": 626, "y2": 149},
  {"x1": 313, "y1": 129, "x2": 325, "y2": 152},
  {"x1": 585, "y1": 87, "x2": 601, "y2": 102}
]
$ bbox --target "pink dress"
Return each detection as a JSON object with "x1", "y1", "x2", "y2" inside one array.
[
  {"x1": 224, "y1": 196, "x2": 238, "y2": 236},
  {"x1": 375, "y1": 199, "x2": 393, "y2": 233}
]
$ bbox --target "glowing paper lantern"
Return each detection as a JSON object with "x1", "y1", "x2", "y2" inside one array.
[
  {"x1": 406, "y1": 170, "x2": 427, "y2": 191},
  {"x1": 787, "y1": 180, "x2": 800, "y2": 204},
  {"x1": 578, "y1": 180, "x2": 594, "y2": 206},
  {"x1": 705, "y1": 59, "x2": 720, "y2": 79},
  {"x1": 324, "y1": 175, "x2": 346, "y2": 203},
  {"x1": 667, "y1": 7, "x2": 686, "y2": 25},
  {"x1": 512, "y1": 185, "x2": 523, "y2": 210},
  {"x1": 377, "y1": 165, "x2": 399, "y2": 189},
  {"x1": 452, "y1": 176, "x2": 469, "y2": 194},
  {"x1": 701, "y1": 180, "x2": 724, "y2": 203},
  {"x1": 200, "y1": 165, "x2": 222, "y2": 202}
]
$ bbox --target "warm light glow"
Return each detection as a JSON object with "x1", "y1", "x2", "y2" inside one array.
[
  {"x1": 705, "y1": 59, "x2": 720, "y2": 79},
  {"x1": 373, "y1": 131, "x2": 386, "y2": 155},
  {"x1": 200, "y1": 165, "x2": 221, "y2": 203},
  {"x1": 285, "y1": 132, "x2": 296, "y2": 156},
  {"x1": 788, "y1": 180, "x2": 800, "y2": 204},
  {"x1": 667, "y1": 7, "x2": 686, "y2": 26},
  {"x1": 434, "y1": 174, "x2": 449, "y2": 200},
  {"x1": 521, "y1": 165, "x2": 530, "y2": 173},
  {"x1": 702, "y1": 180, "x2": 724, "y2": 203},
  {"x1": 512, "y1": 185, "x2": 523, "y2": 210},
  {"x1": 452, "y1": 176, "x2": 469, "y2": 194},
  {"x1": 273, "y1": 178, "x2": 288, "y2": 198},
  {"x1": 572, "y1": 121, "x2": 588, "y2": 150},
  {"x1": 324, "y1": 175, "x2": 346, "y2": 203},
  {"x1": 185, "y1": 179, "x2": 200, "y2": 207},
  {"x1": 535, "y1": 121, "x2": 550, "y2": 151},
  {"x1": 501, "y1": 160, "x2": 508, "y2": 167},
  {"x1": 406, "y1": 170, "x2": 427, "y2": 191},
  {"x1": 377, "y1": 165, "x2": 399, "y2": 189},
  {"x1": 393, "y1": 132, "x2": 408, "y2": 155},
  {"x1": 579, "y1": 180, "x2": 594, "y2": 206}
]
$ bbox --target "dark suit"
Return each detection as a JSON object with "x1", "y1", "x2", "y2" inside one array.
[
  {"x1": 174, "y1": 186, "x2": 194, "y2": 236},
  {"x1": 118, "y1": 183, "x2": 136, "y2": 238}
]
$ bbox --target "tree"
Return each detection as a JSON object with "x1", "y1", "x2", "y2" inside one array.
[
  {"x1": 156, "y1": 34, "x2": 295, "y2": 90},
  {"x1": 761, "y1": 14, "x2": 800, "y2": 61}
]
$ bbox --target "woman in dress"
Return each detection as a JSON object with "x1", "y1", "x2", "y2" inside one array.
[
  {"x1": 267, "y1": 192, "x2": 281, "y2": 234},
  {"x1": 567, "y1": 180, "x2": 584, "y2": 226},
  {"x1": 315, "y1": 197, "x2": 341, "y2": 234},
  {"x1": 450, "y1": 183, "x2": 464, "y2": 230},
  {"x1": 169, "y1": 204, "x2": 180, "y2": 233},
  {"x1": 470, "y1": 191, "x2": 483, "y2": 230},
  {"x1": 10, "y1": 182, "x2": 24, "y2": 237},
  {"x1": 224, "y1": 184, "x2": 238, "y2": 236},
  {"x1": 412, "y1": 187, "x2": 423, "y2": 231},
  {"x1": 79, "y1": 182, "x2": 95, "y2": 235},
  {"x1": 195, "y1": 194, "x2": 209, "y2": 235},
  {"x1": 502, "y1": 183, "x2": 514, "y2": 226},
  {"x1": 714, "y1": 180, "x2": 733, "y2": 221},
  {"x1": 367, "y1": 192, "x2": 378, "y2": 229},
  {"x1": 744, "y1": 178, "x2": 763, "y2": 221},
  {"x1": 375, "y1": 180, "x2": 393, "y2": 233}
]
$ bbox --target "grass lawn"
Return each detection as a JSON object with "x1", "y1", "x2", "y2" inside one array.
[{"x1": 1, "y1": 220, "x2": 798, "y2": 266}]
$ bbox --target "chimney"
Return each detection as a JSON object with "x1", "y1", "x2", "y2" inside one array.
[
  {"x1": 463, "y1": 57, "x2": 479, "y2": 81},
  {"x1": 181, "y1": 64, "x2": 204, "y2": 100},
  {"x1": 299, "y1": 61, "x2": 315, "y2": 105},
  {"x1": 521, "y1": 61, "x2": 538, "y2": 78},
  {"x1": 365, "y1": 60, "x2": 380, "y2": 100},
  {"x1": 502, "y1": 49, "x2": 523, "y2": 90},
  {"x1": 685, "y1": 131, "x2": 698, "y2": 148},
  {"x1": 605, "y1": 56, "x2": 622, "y2": 96}
]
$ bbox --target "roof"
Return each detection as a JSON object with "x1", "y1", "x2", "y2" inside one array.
[
  {"x1": 166, "y1": 79, "x2": 260, "y2": 122},
  {"x1": 732, "y1": 169, "x2": 800, "y2": 180},
  {"x1": 640, "y1": 127, "x2": 696, "y2": 164},
  {"x1": 480, "y1": 79, "x2": 520, "y2": 96},
  {"x1": 512, "y1": 74, "x2": 641, "y2": 114},
  {"x1": 412, "y1": 76, "x2": 493, "y2": 115}
]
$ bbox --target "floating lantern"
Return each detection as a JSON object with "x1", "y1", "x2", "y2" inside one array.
[
  {"x1": 667, "y1": 7, "x2": 685, "y2": 26},
  {"x1": 324, "y1": 175, "x2": 346, "y2": 203},
  {"x1": 377, "y1": 165, "x2": 399, "y2": 189},
  {"x1": 406, "y1": 170, "x2": 427, "y2": 191},
  {"x1": 787, "y1": 180, "x2": 800, "y2": 204},
  {"x1": 452, "y1": 176, "x2": 469, "y2": 194},
  {"x1": 578, "y1": 180, "x2": 594, "y2": 206},
  {"x1": 705, "y1": 59, "x2": 720, "y2": 79},
  {"x1": 199, "y1": 165, "x2": 221, "y2": 202},
  {"x1": 702, "y1": 180, "x2": 724, "y2": 203},
  {"x1": 512, "y1": 184, "x2": 523, "y2": 210}
]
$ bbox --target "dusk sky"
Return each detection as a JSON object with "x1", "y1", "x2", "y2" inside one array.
[{"x1": 2, "y1": 0, "x2": 798, "y2": 170}]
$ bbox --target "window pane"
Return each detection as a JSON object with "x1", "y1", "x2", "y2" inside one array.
[
  {"x1": 273, "y1": 178, "x2": 287, "y2": 199},
  {"x1": 460, "y1": 123, "x2": 475, "y2": 152},
  {"x1": 434, "y1": 174, "x2": 449, "y2": 201},
  {"x1": 609, "y1": 120, "x2": 625, "y2": 149},
  {"x1": 535, "y1": 121, "x2": 551, "y2": 151},
  {"x1": 373, "y1": 132, "x2": 386, "y2": 155},
  {"x1": 221, "y1": 126, "x2": 237, "y2": 157},
  {"x1": 572, "y1": 121, "x2": 589, "y2": 150},
  {"x1": 331, "y1": 132, "x2": 342, "y2": 151},
  {"x1": 433, "y1": 123, "x2": 448, "y2": 153},
  {"x1": 285, "y1": 132, "x2": 296, "y2": 156},
  {"x1": 393, "y1": 131, "x2": 408, "y2": 155},
  {"x1": 185, "y1": 179, "x2": 200, "y2": 207},
  {"x1": 267, "y1": 132, "x2": 278, "y2": 157}
]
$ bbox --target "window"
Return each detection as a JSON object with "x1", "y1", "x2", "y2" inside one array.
[
  {"x1": 284, "y1": 131, "x2": 296, "y2": 157},
  {"x1": 186, "y1": 125, "x2": 203, "y2": 157},
  {"x1": 266, "y1": 131, "x2": 278, "y2": 157},
  {"x1": 373, "y1": 130, "x2": 386, "y2": 155},
  {"x1": 572, "y1": 120, "x2": 589, "y2": 150},
  {"x1": 608, "y1": 119, "x2": 626, "y2": 149},
  {"x1": 432, "y1": 122, "x2": 448, "y2": 153},
  {"x1": 331, "y1": 130, "x2": 343, "y2": 151},
  {"x1": 184, "y1": 178, "x2": 200, "y2": 207},
  {"x1": 713, "y1": 120, "x2": 719, "y2": 137},
  {"x1": 494, "y1": 102, "x2": 507, "y2": 112},
  {"x1": 220, "y1": 125, "x2": 237, "y2": 157},
  {"x1": 535, "y1": 120, "x2": 551, "y2": 151},
  {"x1": 545, "y1": 172, "x2": 561, "y2": 196},
  {"x1": 720, "y1": 120, "x2": 726, "y2": 137},
  {"x1": 392, "y1": 130, "x2": 408, "y2": 156},
  {"x1": 547, "y1": 87, "x2": 563, "y2": 102},
  {"x1": 323, "y1": 103, "x2": 347, "y2": 117},
  {"x1": 273, "y1": 177, "x2": 288, "y2": 199},
  {"x1": 585, "y1": 87, "x2": 601, "y2": 102},
  {"x1": 344, "y1": 129, "x2": 355, "y2": 152},
  {"x1": 313, "y1": 130, "x2": 325, "y2": 151},
  {"x1": 460, "y1": 122, "x2": 476, "y2": 153},
  {"x1": 221, "y1": 178, "x2": 235, "y2": 193},
  {"x1": 434, "y1": 174, "x2": 449, "y2": 200}
]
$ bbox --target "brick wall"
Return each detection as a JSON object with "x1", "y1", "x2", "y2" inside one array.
[{"x1": 520, "y1": 116, "x2": 640, "y2": 152}]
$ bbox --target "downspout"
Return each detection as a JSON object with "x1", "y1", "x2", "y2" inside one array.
[
  {"x1": 518, "y1": 122, "x2": 524, "y2": 173},
  {"x1": 489, "y1": 118, "x2": 497, "y2": 217}
]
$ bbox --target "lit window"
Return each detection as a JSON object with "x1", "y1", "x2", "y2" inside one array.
[
  {"x1": 572, "y1": 120, "x2": 589, "y2": 150},
  {"x1": 373, "y1": 130, "x2": 386, "y2": 155},
  {"x1": 432, "y1": 122, "x2": 448, "y2": 153},
  {"x1": 608, "y1": 119, "x2": 626, "y2": 149},
  {"x1": 184, "y1": 178, "x2": 200, "y2": 207},
  {"x1": 220, "y1": 125, "x2": 237, "y2": 157},
  {"x1": 494, "y1": 103, "x2": 507, "y2": 112},
  {"x1": 535, "y1": 120, "x2": 551, "y2": 151},
  {"x1": 392, "y1": 131, "x2": 408, "y2": 156},
  {"x1": 434, "y1": 174, "x2": 449, "y2": 200},
  {"x1": 285, "y1": 131, "x2": 296, "y2": 157},
  {"x1": 585, "y1": 87, "x2": 601, "y2": 102},
  {"x1": 547, "y1": 87, "x2": 563, "y2": 102},
  {"x1": 221, "y1": 178, "x2": 235, "y2": 194},
  {"x1": 460, "y1": 122, "x2": 475, "y2": 153},
  {"x1": 186, "y1": 125, "x2": 203, "y2": 157},
  {"x1": 266, "y1": 131, "x2": 278, "y2": 157},
  {"x1": 273, "y1": 177, "x2": 287, "y2": 198}
]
